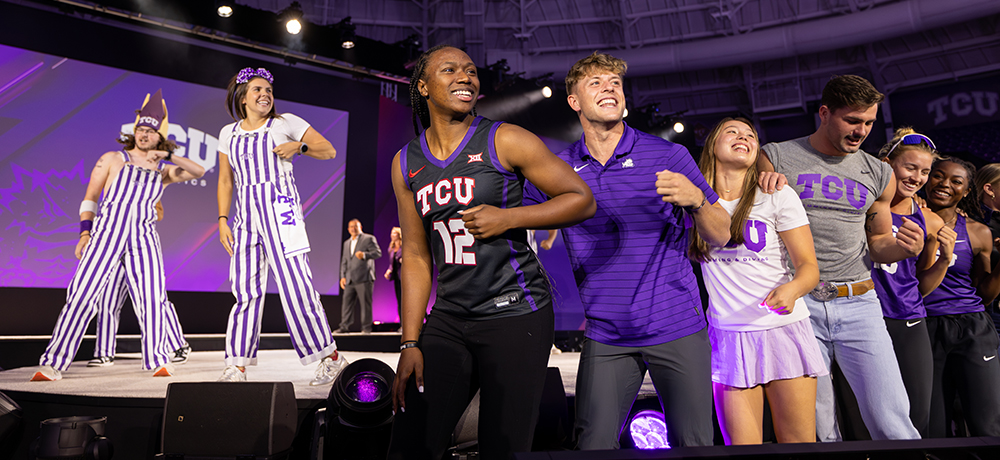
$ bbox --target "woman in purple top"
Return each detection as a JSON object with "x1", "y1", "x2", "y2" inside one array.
[
  {"x1": 870, "y1": 128, "x2": 954, "y2": 436},
  {"x1": 923, "y1": 157, "x2": 1000, "y2": 437}
]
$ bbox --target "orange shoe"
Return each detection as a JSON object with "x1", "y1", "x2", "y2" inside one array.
[
  {"x1": 30, "y1": 366, "x2": 62, "y2": 381},
  {"x1": 153, "y1": 363, "x2": 176, "y2": 377}
]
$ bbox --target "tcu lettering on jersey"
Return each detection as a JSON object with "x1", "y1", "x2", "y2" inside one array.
[
  {"x1": 797, "y1": 174, "x2": 868, "y2": 210},
  {"x1": 416, "y1": 177, "x2": 476, "y2": 215}
]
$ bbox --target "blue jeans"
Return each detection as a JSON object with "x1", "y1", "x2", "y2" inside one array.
[{"x1": 806, "y1": 289, "x2": 920, "y2": 441}]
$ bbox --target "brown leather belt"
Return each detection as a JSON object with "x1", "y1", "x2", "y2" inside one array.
[
  {"x1": 839, "y1": 279, "x2": 874, "y2": 297},
  {"x1": 809, "y1": 279, "x2": 875, "y2": 302}
]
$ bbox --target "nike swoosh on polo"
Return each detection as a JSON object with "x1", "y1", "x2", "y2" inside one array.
[
  {"x1": 408, "y1": 165, "x2": 426, "y2": 178},
  {"x1": 906, "y1": 320, "x2": 922, "y2": 327},
  {"x1": 574, "y1": 164, "x2": 588, "y2": 172},
  {"x1": 986, "y1": 355, "x2": 997, "y2": 362}
]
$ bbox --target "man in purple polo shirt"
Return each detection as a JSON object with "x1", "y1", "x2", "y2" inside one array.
[{"x1": 556, "y1": 52, "x2": 731, "y2": 449}]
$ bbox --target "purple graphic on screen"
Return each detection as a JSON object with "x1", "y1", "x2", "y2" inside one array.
[{"x1": 0, "y1": 43, "x2": 348, "y2": 294}]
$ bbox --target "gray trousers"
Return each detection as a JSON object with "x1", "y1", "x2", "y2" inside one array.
[
  {"x1": 575, "y1": 328, "x2": 713, "y2": 449},
  {"x1": 339, "y1": 281, "x2": 373, "y2": 333}
]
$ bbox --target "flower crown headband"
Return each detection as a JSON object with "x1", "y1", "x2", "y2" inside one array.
[{"x1": 236, "y1": 67, "x2": 274, "y2": 84}]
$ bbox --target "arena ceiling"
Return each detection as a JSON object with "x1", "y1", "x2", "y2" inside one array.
[{"x1": 237, "y1": 0, "x2": 1000, "y2": 120}]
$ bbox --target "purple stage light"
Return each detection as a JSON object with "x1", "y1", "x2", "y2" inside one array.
[
  {"x1": 346, "y1": 371, "x2": 389, "y2": 403},
  {"x1": 629, "y1": 409, "x2": 670, "y2": 450}
]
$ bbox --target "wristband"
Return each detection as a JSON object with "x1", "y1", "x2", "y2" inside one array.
[
  {"x1": 687, "y1": 196, "x2": 707, "y2": 213},
  {"x1": 165, "y1": 151, "x2": 173, "y2": 161},
  {"x1": 79, "y1": 200, "x2": 98, "y2": 216},
  {"x1": 219, "y1": 215, "x2": 229, "y2": 221},
  {"x1": 80, "y1": 220, "x2": 93, "y2": 234},
  {"x1": 400, "y1": 342, "x2": 418, "y2": 351}
]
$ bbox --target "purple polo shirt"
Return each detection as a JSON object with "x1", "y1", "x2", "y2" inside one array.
[{"x1": 558, "y1": 122, "x2": 717, "y2": 347}]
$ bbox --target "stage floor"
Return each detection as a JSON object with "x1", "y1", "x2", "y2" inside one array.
[{"x1": 0, "y1": 349, "x2": 657, "y2": 400}]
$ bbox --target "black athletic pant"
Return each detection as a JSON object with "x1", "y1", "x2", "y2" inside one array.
[
  {"x1": 926, "y1": 312, "x2": 1000, "y2": 437},
  {"x1": 388, "y1": 306, "x2": 554, "y2": 460},
  {"x1": 884, "y1": 317, "x2": 933, "y2": 437}
]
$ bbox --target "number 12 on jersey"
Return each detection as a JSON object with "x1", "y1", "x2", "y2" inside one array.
[{"x1": 434, "y1": 219, "x2": 476, "y2": 265}]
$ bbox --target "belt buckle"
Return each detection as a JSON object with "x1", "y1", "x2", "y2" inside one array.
[{"x1": 809, "y1": 281, "x2": 839, "y2": 302}]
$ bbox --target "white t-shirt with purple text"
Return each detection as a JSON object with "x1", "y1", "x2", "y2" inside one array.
[{"x1": 702, "y1": 186, "x2": 812, "y2": 331}]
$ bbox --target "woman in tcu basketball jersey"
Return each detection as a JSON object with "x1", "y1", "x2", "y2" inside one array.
[
  {"x1": 215, "y1": 67, "x2": 347, "y2": 385},
  {"x1": 922, "y1": 157, "x2": 1000, "y2": 437},
  {"x1": 870, "y1": 129, "x2": 953, "y2": 437},
  {"x1": 388, "y1": 45, "x2": 595, "y2": 460},
  {"x1": 691, "y1": 117, "x2": 825, "y2": 444}
]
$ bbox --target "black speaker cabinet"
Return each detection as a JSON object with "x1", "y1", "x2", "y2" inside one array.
[{"x1": 161, "y1": 382, "x2": 296, "y2": 459}]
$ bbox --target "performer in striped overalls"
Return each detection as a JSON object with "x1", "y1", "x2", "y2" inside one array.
[
  {"x1": 215, "y1": 67, "x2": 346, "y2": 385},
  {"x1": 32, "y1": 90, "x2": 206, "y2": 381},
  {"x1": 88, "y1": 261, "x2": 190, "y2": 367}
]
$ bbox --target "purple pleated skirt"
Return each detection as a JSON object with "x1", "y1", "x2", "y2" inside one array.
[{"x1": 709, "y1": 317, "x2": 829, "y2": 388}]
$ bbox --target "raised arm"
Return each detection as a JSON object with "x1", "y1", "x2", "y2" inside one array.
[
  {"x1": 391, "y1": 150, "x2": 435, "y2": 414},
  {"x1": 459, "y1": 123, "x2": 595, "y2": 239},
  {"x1": 867, "y1": 173, "x2": 924, "y2": 264},
  {"x1": 158, "y1": 151, "x2": 206, "y2": 185},
  {"x1": 916, "y1": 209, "x2": 956, "y2": 296},
  {"x1": 273, "y1": 126, "x2": 336, "y2": 160},
  {"x1": 217, "y1": 152, "x2": 235, "y2": 257}
]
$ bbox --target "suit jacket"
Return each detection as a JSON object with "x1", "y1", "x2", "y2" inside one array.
[{"x1": 341, "y1": 233, "x2": 382, "y2": 284}]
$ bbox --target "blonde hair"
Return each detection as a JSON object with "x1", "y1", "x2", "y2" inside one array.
[
  {"x1": 565, "y1": 52, "x2": 628, "y2": 95},
  {"x1": 877, "y1": 127, "x2": 938, "y2": 162},
  {"x1": 688, "y1": 117, "x2": 760, "y2": 262},
  {"x1": 389, "y1": 226, "x2": 402, "y2": 252}
]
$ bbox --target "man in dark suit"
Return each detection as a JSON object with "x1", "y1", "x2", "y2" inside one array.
[{"x1": 338, "y1": 219, "x2": 382, "y2": 333}]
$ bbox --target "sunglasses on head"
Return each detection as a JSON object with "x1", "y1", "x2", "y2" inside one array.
[{"x1": 883, "y1": 133, "x2": 936, "y2": 158}]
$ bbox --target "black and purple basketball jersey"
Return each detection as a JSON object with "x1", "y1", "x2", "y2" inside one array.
[
  {"x1": 924, "y1": 214, "x2": 984, "y2": 316},
  {"x1": 401, "y1": 117, "x2": 551, "y2": 320}
]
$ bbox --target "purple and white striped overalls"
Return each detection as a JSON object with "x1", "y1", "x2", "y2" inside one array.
[
  {"x1": 223, "y1": 117, "x2": 336, "y2": 366},
  {"x1": 41, "y1": 152, "x2": 172, "y2": 371}
]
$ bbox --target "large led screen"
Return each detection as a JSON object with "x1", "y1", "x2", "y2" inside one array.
[{"x1": 0, "y1": 43, "x2": 348, "y2": 294}]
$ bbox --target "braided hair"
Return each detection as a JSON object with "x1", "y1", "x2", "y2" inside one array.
[
  {"x1": 932, "y1": 157, "x2": 982, "y2": 222},
  {"x1": 408, "y1": 44, "x2": 477, "y2": 135}
]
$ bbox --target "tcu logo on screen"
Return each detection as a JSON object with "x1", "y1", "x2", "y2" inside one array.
[
  {"x1": 120, "y1": 122, "x2": 219, "y2": 185},
  {"x1": 416, "y1": 177, "x2": 476, "y2": 216},
  {"x1": 796, "y1": 174, "x2": 868, "y2": 210}
]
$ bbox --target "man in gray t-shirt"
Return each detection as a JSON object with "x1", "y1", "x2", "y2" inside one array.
[{"x1": 759, "y1": 75, "x2": 921, "y2": 441}]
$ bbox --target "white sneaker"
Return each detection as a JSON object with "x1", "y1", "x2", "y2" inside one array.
[
  {"x1": 153, "y1": 363, "x2": 176, "y2": 377},
  {"x1": 30, "y1": 366, "x2": 62, "y2": 382},
  {"x1": 310, "y1": 353, "x2": 349, "y2": 386},
  {"x1": 217, "y1": 365, "x2": 247, "y2": 382},
  {"x1": 87, "y1": 356, "x2": 115, "y2": 367}
]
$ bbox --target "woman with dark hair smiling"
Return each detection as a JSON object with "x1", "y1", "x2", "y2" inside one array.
[
  {"x1": 215, "y1": 67, "x2": 346, "y2": 386},
  {"x1": 387, "y1": 45, "x2": 594, "y2": 460},
  {"x1": 922, "y1": 157, "x2": 1000, "y2": 437}
]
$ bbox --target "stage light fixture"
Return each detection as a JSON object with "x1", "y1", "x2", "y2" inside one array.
[
  {"x1": 541, "y1": 86, "x2": 553, "y2": 99},
  {"x1": 623, "y1": 108, "x2": 629, "y2": 118},
  {"x1": 339, "y1": 17, "x2": 357, "y2": 49},
  {"x1": 672, "y1": 120, "x2": 685, "y2": 134},
  {"x1": 30, "y1": 416, "x2": 113, "y2": 460},
  {"x1": 322, "y1": 358, "x2": 396, "y2": 459},
  {"x1": 216, "y1": 2, "x2": 233, "y2": 18},
  {"x1": 628, "y1": 410, "x2": 670, "y2": 450},
  {"x1": 278, "y1": 1, "x2": 305, "y2": 35}
]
